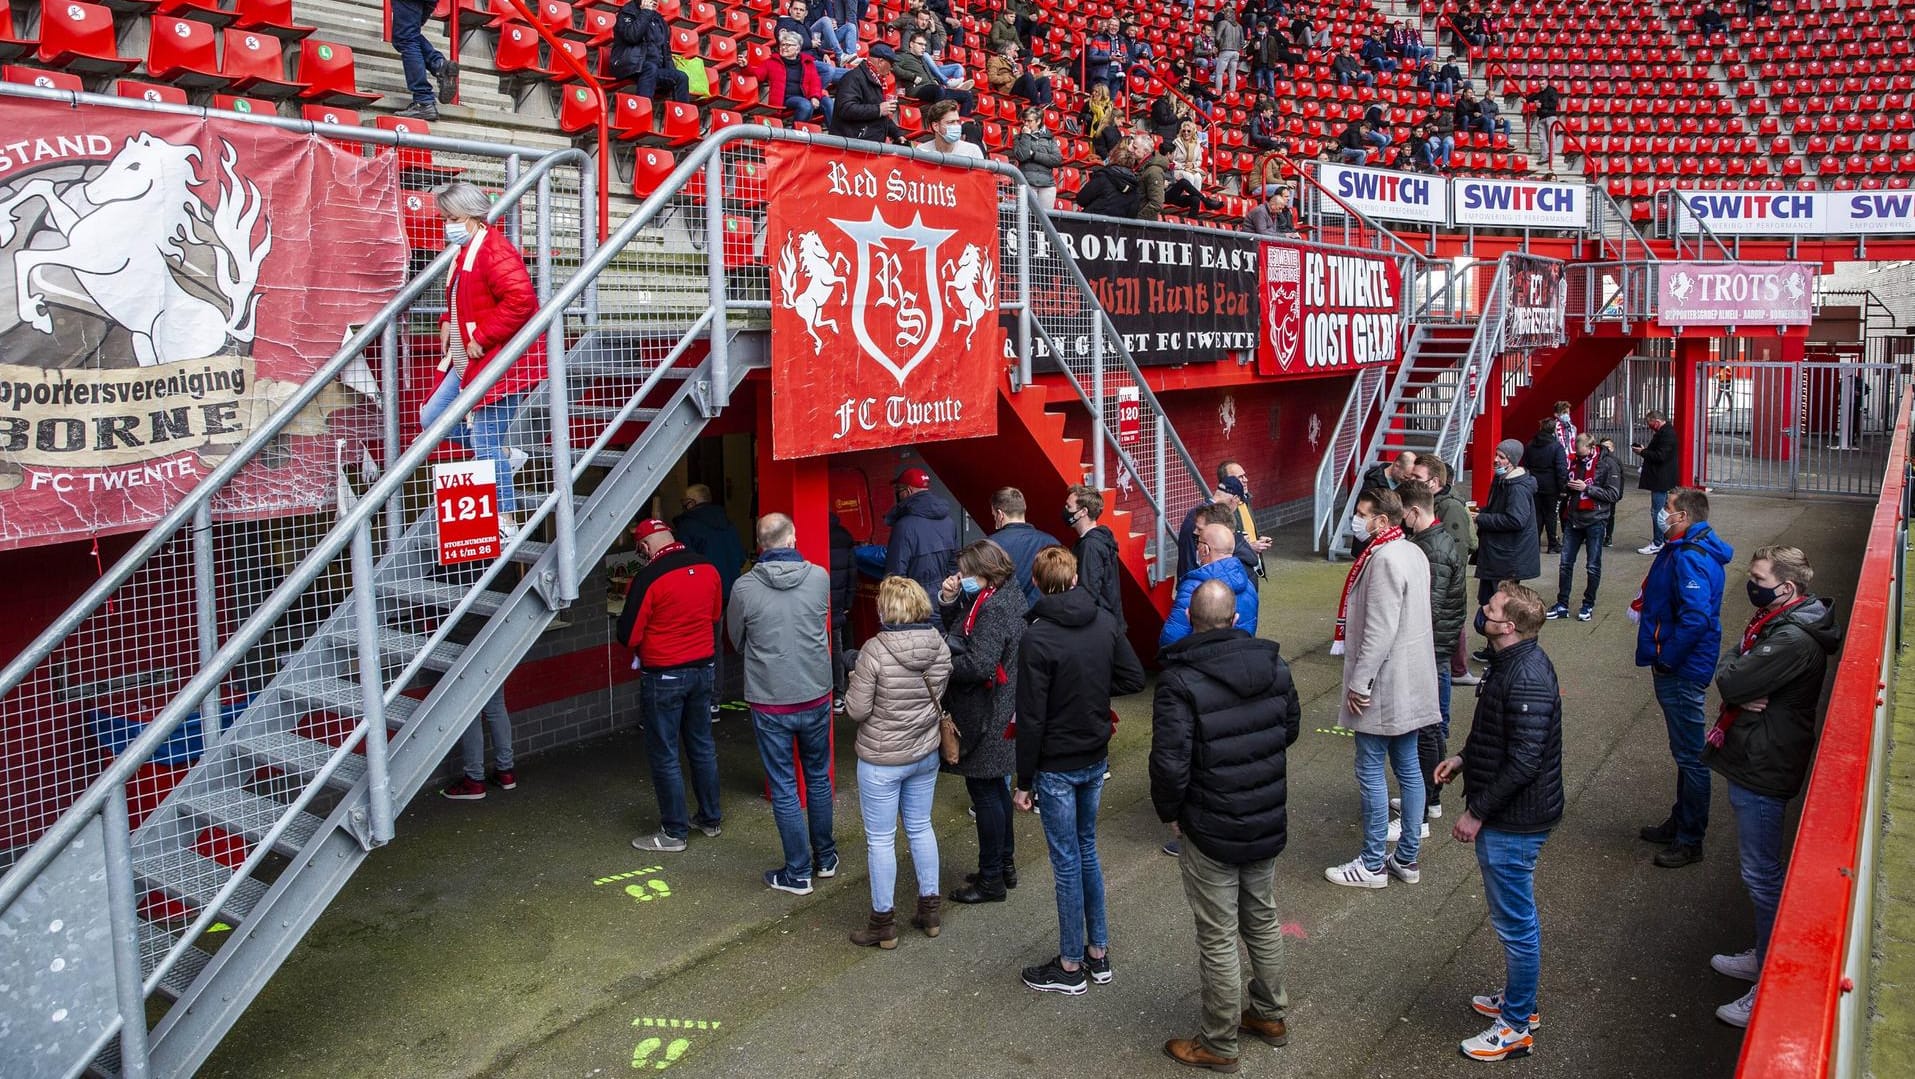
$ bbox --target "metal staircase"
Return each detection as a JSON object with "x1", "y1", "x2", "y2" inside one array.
[{"x1": 0, "y1": 114, "x2": 1207, "y2": 1079}]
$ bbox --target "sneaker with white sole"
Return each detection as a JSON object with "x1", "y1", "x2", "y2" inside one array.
[
  {"x1": 506, "y1": 447, "x2": 529, "y2": 472},
  {"x1": 1460, "y1": 1020, "x2": 1534, "y2": 1061},
  {"x1": 1324, "y1": 857, "x2": 1387, "y2": 889},
  {"x1": 1453, "y1": 671, "x2": 1482, "y2": 686},
  {"x1": 1544, "y1": 603, "x2": 1570, "y2": 620},
  {"x1": 631, "y1": 831, "x2": 687, "y2": 852},
  {"x1": 1427, "y1": 803, "x2": 1444, "y2": 819},
  {"x1": 1471, "y1": 990, "x2": 1541, "y2": 1028},
  {"x1": 1386, "y1": 817, "x2": 1431, "y2": 843},
  {"x1": 1716, "y1": 986, "x2": 1756, "y2": 1027},
  {"x1": 1577, "y1": 606, "x2": 1594, "y2": 622},
  {"x1": 1390, "y1": 796, "x2": 1442, "y2": 820},
  {"x1": 1384, "y1": 853, "x2": 1420, "y2": 883},
  {"x1": 814, "y1": 853, "x2": 840, "y2": 878},
  {"x1": 764, "y1": 868, "x2": 813, "y2": 896},
  {"x1": 1638, "y1": 542, "x2": 1664, "y2": 555},
  {"x1": 1711, "y1": 949, "x2": 1760, "y2": 982}
]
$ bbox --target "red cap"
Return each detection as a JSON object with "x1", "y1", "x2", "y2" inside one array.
[
  {"x1": 894, "y1": 467, "x2": 931, "y2": 489},
  {"x1": 632, "y1": 518, "x2": 673, "y2": 542}
]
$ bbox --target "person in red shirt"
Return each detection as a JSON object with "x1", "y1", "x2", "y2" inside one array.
[{"x1": 617, "y1": 519, "x2": 725, "y2": 853}]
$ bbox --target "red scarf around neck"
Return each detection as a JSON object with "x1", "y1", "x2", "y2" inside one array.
[
  {"x1": 1568, "y1": 452, "x2": 1599, "y2": 511},
  {"x1": 1332, "y1": 525, "x2": 1404, "y2": 655},
  {"x1": 1706, "y1": 596, "x2": 1806, "y2": 748}
]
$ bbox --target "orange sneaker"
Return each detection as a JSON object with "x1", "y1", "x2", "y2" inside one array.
[{"x1": 1460, "y1": 1020, "x2": 1534, "y2": 1062}]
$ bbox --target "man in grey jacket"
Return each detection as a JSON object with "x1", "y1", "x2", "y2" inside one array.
[
  {"x1": 1547, "y1": 433, "x2": 1623, "y2": 622},
  {"x1": 729, "y1": 513, "x2": 838, "y2": 897},
  {"x1": 1213, "y1": 11, "x2": 1245, "y2": 94}
]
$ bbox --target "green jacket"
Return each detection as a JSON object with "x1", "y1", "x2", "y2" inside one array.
[{"x1": 1136, "y1": 154, "x2": 1170, "y2": 219}]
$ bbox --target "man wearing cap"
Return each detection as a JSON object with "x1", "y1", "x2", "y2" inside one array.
[
  {"x1": 617, "y1": 519, "x2": 726, "y2": 853},
  {"x1": 885, "y1": 467, "x2": 961, "y2": 607},
  {"x1": 1470, "y1": 439, "x2": 1540, "y2": 608},
  {"x1": 1218, "y1": 460, "x2": 1273, "y2": 579},
  {"x1": 831, "y1": 43, "x2": 906, "y2": 143},
  {"x1": 1175, "y1": 476, "x2": 1260, "y2": 581}
]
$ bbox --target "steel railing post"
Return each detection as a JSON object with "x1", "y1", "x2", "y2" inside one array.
[
  {"x1": 706, "y1": 154, "x2": 732, "y2": 408},
  {"x1": 581, "y1": 158, "x2": 601, "y2": 320},
  {"x1": 192, "y1": 503, "x2": 220, "y2": 745},
  {"x1": 104, "y1": 788, "x2": 151, "y2": 1079},
  {"x1": 380, "y1": 322, "x2": 403, "y2": 546},
  {"x1": 1154, "y1": 416, "x2": 1168, "y2": 583},
  {"x1": 350, "y1": 517, "x2": 393, "y2": 845},
  {"x1": 1017, "y1": 189, "x2": 1033, "y2": 390},
  {"x1": 1091, "y1": 315, "x2": 1107, "y2": 488},
  {"x1": 505, "y1": 155, "x2": 523, "y2": 248},
  {"x1": 542, "y1": 183, "x2": 579, "y2": 606}
]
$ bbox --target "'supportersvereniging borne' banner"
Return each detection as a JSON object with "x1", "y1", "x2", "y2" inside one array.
[
  {"x1": 767, "y1": 144, "x2": 1000, "y2": 459},
  {"x1": 1656, "y1": 261, "x2": 1816, "y2": 327},
  {"x1": 1256, "y1": 242, "x2": 1404, "y2": 378},
  {"x1": 0, "y1": 97, "x2": 407, "y2": 550}
]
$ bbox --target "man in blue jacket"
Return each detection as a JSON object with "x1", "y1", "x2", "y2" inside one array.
[
  {"x1": 987, "y1": 486, "x2": 1059, "y2": 605},
  {"x1": 885, "y1": 467, "x2": 960, "y2": 606},
  {"x1": 1634, "y1": 486, "x2": 1732, "y2": 868},
  {"x1": 1161, "y1": 523, "x2": 1259, "y2": 649}
]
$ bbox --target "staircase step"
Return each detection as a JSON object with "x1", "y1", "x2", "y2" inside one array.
[
  {"x1": 175, "y1": 788, "x2": 322, "y2": 859},
  {"x1": 376, "y1": 576, "x2": 508, "y2": 616},
  {"x1": 235, "y1": 730, "x2": 369, "y2": 790},
  {"x1": 353, "y1": 627, "x2": 466, "y2": 673},
  {"x1": 137, "y1": 919, "x2": 212, "y2": 1001},
  {"x1": 279, "y1": 676, "x2": 422, "y2": 727},
  {"x1": 508, "y1": 540, "x2": 550, "y2": 566},
  {"x1": 573, "y1": 405, "x2": 664, "y2": 425},
  {"x1": 133, "y1": 849, "x2": 270, "y2": 924}
]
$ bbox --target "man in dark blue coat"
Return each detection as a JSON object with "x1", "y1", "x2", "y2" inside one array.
[
  {"x1": 986, "y1": 486, "x2": 1059, "y2": 605},
  {"x1": 674, "y1": 484, "x2": 746, "y2": 601},
  {"x1": 884, "y1": 467, "x2": 960, "y2": 606}
]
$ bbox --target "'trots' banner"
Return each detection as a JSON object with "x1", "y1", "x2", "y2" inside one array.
[
  {"x1": 1257, "y1": 243, "x2": 1404, "y2": 378},
  {"x1": 767, "y1": 145, "x2": 1000, "y2": 459},
  {"x1": 1656, "y1": 261, "x2": 1816, "y2": 327},
  {"x1": 1673, "y1": 189, "x2": 1915, "y2": 236},
  {"x1": 0, "y1": 98, "x2": 406, "y2": 550}
]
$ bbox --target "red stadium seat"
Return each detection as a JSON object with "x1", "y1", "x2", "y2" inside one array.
[
  {"x1": 232, "y1": 0, "x2": 315, "y2": 40},
  {"x1": 3, "y1": 65, "x2": 84, "y2": 91},
  {"x1": 534, "y1": 0, "x2": 574, "y2": 32},
  {"x1": 558, "y1": 83, "x2": 604, "y2": 132},
  {"x1": 299, "y1": 103, "x2": 359, "y2": 126},
  {"x1": 714, "y1": 72, "x2": 760, "y2": 109},
  {"x1": 652, "y1": 100, "x2": 703, "y2": 146},
  {"x1": 211, "y1": 93, "x2": 277, "y2": 115},
  {"x1": 581, "y1": 8, "x2": 617, "y2": 44},
  {"x1": 296, "y1": 39, "x2": 380, "y2": 105},
  {"x1": 610, "y1": 92, "x2": 655, "y2": 139},
  {"x1": 156, "y1": 0, "x2": 237, "y2": 29},
  {"x1": 493, "y1": 23, "x2": 547, "y2": 75},
  {"x1": 114, "y1": 78, "x2": 189, "y2": 104},
  {"x1": 222, "y1": 30, "x2": 306, "y2": 97},
  {"x1": 0, "y1": 6, "x2": 33, "y2": 62},
  {"x1": 37, "y1": 1, "x2": 137, "y2": 75},
  {"x1": 146, "y1": 16, "x2": 232, "y2": 90},
  {"x1": 632, "y1": 146, "x2": 678, "y2": 198},
  {"x1": 671, "y1": 26, "x2": 699, "y2": 57}
]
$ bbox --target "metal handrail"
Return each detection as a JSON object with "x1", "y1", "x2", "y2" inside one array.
[
  {"x1": 497, "y1": 0, "x2": 611, "y2": 242},
  {"x1": 1292, "y1": 157, "x2": 1436, "y2": 261},
  {"x1": 1657, "y1": 189, "x2": 1738, "y2": 259}
]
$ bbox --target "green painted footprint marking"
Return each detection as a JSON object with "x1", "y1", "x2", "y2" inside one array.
[
  {"x1": 632, "y1": 1036, "x2": 692, "y2": 1069},
  {"x1": 626, "y1": 879, "x2": 672, "y2": 903}
]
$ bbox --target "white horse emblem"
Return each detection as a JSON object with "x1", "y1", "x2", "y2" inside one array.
[
  {"x1": 775, "y1": 229, "x2": 849, "y2": 354},
  {"x1": 0, "y1": 132, "x2": 271, "y2": 365},
  {"x1": 1268, "y1": 283, "x2": 1301, "y2": 371},
  {"x1": 942, "y1": 242, "x2": 996, "y2": 350}
]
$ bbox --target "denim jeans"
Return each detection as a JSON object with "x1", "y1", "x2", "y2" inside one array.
[
  {"x1": 1355, "y1": 731, "x2": 1424, "y2": 868},
  {"x1": 1729, "y1": 781, "x2": 1786, "y2": 965},
  {"x1": 1556, "y1": 521, "x2": 1606, "y2": 610},
  {"x1": 966, "y1": 775, "x2": 1015, "y2": 882},
  {"x1": 634, "y1": 64, "x2": 691, "y2": 102},
  {"x1": 640, "y1": 666, "x2": 721, "y2": 839},
  {"x1": 1476, "y1": 827, "x2": 1549, "y2": 1032},
  {"x1": 786, "y1": 95, "x2": 833, "y2": 125},
  {"x1": 389, "y1": 0, "x2": 443, "y2": 103},
  {"x1": 1179, "y1": 844, "x2": 1288, "y2": 1059},
  {"x1": 1653, "y1": 670, "x2": 1711, "y2": 846},
  {"x1": 753, "y1": 703, "x2": 837, "y2": 880},
  {"x1": 814, "y1": 16, "x2": 856, "y2": 56},
  {"x1": 1339, "y1": 147, "x2": 1369, "y2": 164},
  {"x1": 858, "y1": 753, "x2": 940, "y2": 912},
  {"x1": 420, "y1": 375, "x2": 527, "y2": 514},
  {"x1": 458, "y1": 689, "x2": 514, "y2": 780},
  {"x1": 1254, "y1": 66, "x2": 1276, "y2": 93},
  {"x1": 1433, "y1": 133, "x2": 1455, "y2": 166},
  {"x1": 1649, "y1": 489, "x2": 1669, "y2": 545},
  {"x1": 1035, "y1": 760, "x2": 1109, "y2": 964},
  {"x1": 1437, "y1": 664, "x2": 1454, "y2": 735}
]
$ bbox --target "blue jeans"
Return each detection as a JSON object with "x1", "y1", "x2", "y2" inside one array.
[
  {"x1": 1437, "y1": 665, "x2": 1454, "y2": 733},
  {"x1": 1649, "y1": 489, "x2": 1669, "y2": 545},
  {"x1": 459, "y1": 689, "x2": 514, "y2": 780},
  {"x1": 1653, "y1": 670, "x2": 1711, "y2": 846},
  {"x1": 1556, "y1": 521, "x2": 1606, "y2": 610},
  {"x1": 640, "y1": 666, "x2": 721, "y2": 839},
  {"x1": 813, "y1": 17, "x2": 856, "y2": 56},
  {"x1": 420, "y1": 375, "x2": 527, "y2": 514},
  {"x1": 858, "y1": 753, "x2": 940, "y2": 912},
  {"x1": 1433, "y1": 133, "x2": 1456, "y2": 166},
  {"x1": 389, "y1": 0, "x2": 443, "y2": 104},
  {"x1": 1477, "y1": 827, "x2": 1549, "y2": 1031},
  {"x1": 753, "y1": 702, "x2": 837, "y2": 880},
  {"x1": 1729, "y1": 781, "x2": 1786, "y2": 965},
  {"x1": 786, "y1": 95, "x2": 833, "y2": 125},
  {"x1": 1035, "y1": 761, "x2": 1109, "y2": 964},
  {"x1": 1355, "y1": 731, "x2": 1424, "y2": 868}
]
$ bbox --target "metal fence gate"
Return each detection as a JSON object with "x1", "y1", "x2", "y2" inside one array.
[
  {"x1": 1582, "y1": 348, "x2": 1674, "y2": 459},
  {"x1": 1697, "y1": 360, "x2": 1908, "y2": 498}
]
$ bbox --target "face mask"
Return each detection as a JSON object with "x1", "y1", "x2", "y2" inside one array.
[
  {"x1": 1493, "y1": 464, "x2": 1509, "y2": 477},
  {"x1": 941, "y1": 123, "x2": 963, "y2": 142},
  {"x1": 1349, "y1": 515, "x2": 1371, "y2": 539},
  {"x1": 1747, "y1": 579, "x2": 1784, "y2": 608},
  {"x1": 1655, "y1": 508, "x2": 1671, "y2": 533},
  {"x1": 444, "y1": 221, "x2": 470, "y2": 246},
  {"x1": 1062, "y1": 507, "x2": 1082, "y2": 529},
  {"x1": 959, "y1": 576, "x2": 982, "y2": 596}
]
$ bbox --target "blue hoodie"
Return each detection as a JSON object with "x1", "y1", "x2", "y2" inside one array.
[
  {"x1": 885, "y1": 490, "x2": 961, "y2": 606},
  {"x1": 1160, "y1": 555, "x2": 1260, "y2": 650},
  {"x1": 1635, "y1": 519, "x2": 1733, "y2": 683}
]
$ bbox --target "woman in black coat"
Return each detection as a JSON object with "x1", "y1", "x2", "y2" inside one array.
[
  {"x1": 938, "y1": 540, "x2": 1029, "y2": 903},
  {"x1": 1522, "y1": 418, "x2": 1569, "y2": 554},
  {"x1": 1472, "y1": 438, "x2": 1540, "y2": 606}
]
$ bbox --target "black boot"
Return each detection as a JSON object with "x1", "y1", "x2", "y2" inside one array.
[
  {"x1": 950, "y1": 875, "x2": 1008, "y2": 904},
  {"x1": 965, "y1": 866, "x2": 1018, "y2": 890}
]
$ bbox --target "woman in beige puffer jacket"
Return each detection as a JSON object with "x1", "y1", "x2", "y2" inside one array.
[{"x1": 846, "y1": 576, "x2": 954, "y2": 949}]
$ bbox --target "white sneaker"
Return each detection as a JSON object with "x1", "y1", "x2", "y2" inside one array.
[
  {"x1": 1716, "y1": 986, "x2": 1756, "y2": 1027},
  {"x1": 498, "y1": 512, "x2": 520, "y2": 539},
  {"x1": 1460, "y1": 1019, "x2": 1534, "y2": 1061},
  {"x1": 1386, "y1": 817, "x2": 1431, "y2": 842},
  {"x1": 1385, "y1": 853, "x2": 1420, "y2": 883},
  {"x1": 1324, "y1": 857, "x2": 1387, "y2": 889},
  {"x1": 507, "y1": 447, "x2": 529, "y2": 472},
  {"x1": 1453, "y1": 671, "x2": 1482, "y2": 686},
  {"x1": 1471, "y1": 989, "x2": 1542, "y2": 1028},
  {"x1": 1637, "y1": 542, "x2": 1664, "y2": 555},
  {"x1": 1428, "y1": 803, "x2": 1444, "y2": 819},
  {"x1": 1389, "y1": 797, "x2": 1442, "y2": 820},
  {"x1": 1711, "y1": 949, "x2": 1760, "y2": 982}
]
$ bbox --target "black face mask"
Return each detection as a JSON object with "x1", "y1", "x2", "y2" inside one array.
[
  {"x1": 1062, "y1": 508, "x2": 1083, "y2": 529},
  {"x1": 1747, "y1": 580, "x2": 1784, "y2": 608}
]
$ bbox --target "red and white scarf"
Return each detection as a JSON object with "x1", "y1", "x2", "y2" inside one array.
[
  {"x1": 1567, "y1": 452, "x2": 1599, "y2": 512},
  {"x1": 1706, "y1": 597, "x2": 1806, "y2": 748},
  {"x1": 1331, "y1": 525, "x2": 1403, "y2": 656}
]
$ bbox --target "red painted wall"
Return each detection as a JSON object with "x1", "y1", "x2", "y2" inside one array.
[{"x1": 1150, "y1": 375, "x2": 1357, "y2": 510}]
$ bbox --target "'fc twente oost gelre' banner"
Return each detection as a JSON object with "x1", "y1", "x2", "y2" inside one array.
[
  {"x1": 1256, "y1": 242, "x2": 1404, "y2": 378},
  {"x1": 0, "y1": 97, "x2": 406, "y2": 550},
  {"x1": 767, "y1": 144, "x2": 1001, "y2": 459}
]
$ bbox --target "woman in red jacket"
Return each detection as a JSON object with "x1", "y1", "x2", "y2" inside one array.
[{"x1": 421, "y1": 182, "x2": 549, "y2": 536}]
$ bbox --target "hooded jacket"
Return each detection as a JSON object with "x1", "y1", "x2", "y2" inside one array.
[
  {"x1": 1705, "y1": 595, "x2": 1843, "y2": 799},
  {"x1": 847, "y1": 623, "x2": 954, "y2": 766},
  {"x1": 1523, "y1": 431, "x2": 1568, "y2": 499},
  {"x1": 885, "y1": 489, "x2": 961, "y2": 607},
  {"x1": 1075, "y1": 162, "x2": 1142, "y2": 217},
  {"x1": 1460, "y1": 636, "x2": 1565, "y2": 833},
  {"x1": 1160, "y1": 556, "x2": 1259, "y2": 649},
  {"x1": 989, "y1": 521, "x2": 1062, "y2": 605},
  {"x1": 1474, "y1": 468, "x2": 1540, "y2": 581},
  {"x1": 1150, "y1": 629, "x2": 1300, "y2": 864},
  {"x1": 726, "y1": 550, "x2": 833, "y2": 706},
  {"x1": 1136, "y1": 153, "x2": 1171, "y2": 220},
  {"x1": 1073, "y1": 524, "x2": 1126, "y2": 633},
  {"x1": 673, "y1": 501, "x2": 745, "y2": 600},
  {"x1": 1635, "y1": 520, "x2": 1733, "y2": 684},
  {"x1": 1015, "y1": 587, "x2": 1146, "y2": 788},
  {"x1": 1411, "y1": 519, "x2": 1467, "y2": 661}
]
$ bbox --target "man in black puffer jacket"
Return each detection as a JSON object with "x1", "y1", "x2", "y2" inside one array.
[
  {"x1": 1402, "y1": 480, "x2": 1465, "y2": 821},
  {"x1": 1151, "y1": 580, "x2": 1300, "y2": 1071},
  {"x1": 1437, "y1": 581, "x2": 1563, "y2": 1062}
]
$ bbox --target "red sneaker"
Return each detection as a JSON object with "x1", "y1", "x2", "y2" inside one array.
[
  {"x1": 490, "y1": 770, "x2": 518, "y2": 791},
  {"x1": 440, "y1": 777, "x2": 487, "y2": 800}
]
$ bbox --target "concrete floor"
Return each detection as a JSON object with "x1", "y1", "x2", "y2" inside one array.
[{"x1": 202, "y1": 493, "x2": 1872, "y2": 1079}]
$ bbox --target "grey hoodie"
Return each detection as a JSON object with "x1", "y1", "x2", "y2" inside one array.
[{"x1": 727, "y1": 552, "x2": 833, "y2": 706}]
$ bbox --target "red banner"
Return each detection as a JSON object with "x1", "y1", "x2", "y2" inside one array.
[
  {"x1": 0, "y1": 98, "x2": 406, "y2": 550},
  {"x1": 765, "y1": 144, "x2": 1000, "y2": 459},
  {"x1": 1256, "y1": 242, "x2": 1404, "y2": 378}
]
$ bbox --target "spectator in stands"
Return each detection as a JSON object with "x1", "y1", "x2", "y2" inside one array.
[
  {"x1": 1012, "y1": 57, "x2": 1055, "y2": 108},
  {"x1": 1399, "y1": 480, "x2": 1465, "y2": 823},
  {"x1": 1247, "y1": 100, "x2": 1285, "y2": 151},
  {"x1": 439, "y1": 690, "x2": 516, "y2": 800},
  {"x1": 1548, "y1": 432, "x2": 1622, "y2": 623},
  {"x1": 1190, "y1": 23, "x2": 1220, "y2": 85},
  {"x1": 1009, "y1": 0, "x2": 1047, "y2": 53},
  {"x1": 1633, "y1": 409, "x2": 1680, "y2": 554},
  {"x1": 731, "y1": 513, "x2": 838, "y2": 897},
  {"x1": 1424, "y1": 59, "x2": 1463, "y2": 97},
  {"x1": 1213, "y1": 9, "x2": 1246, "y2": 95},
  {"x1": 830, "y1": 43, "x2": 904, "y2": 143},
  {"x1": 1134, "y1": 133, "x2": 1173, "y2": 219},
  {"x1": 1452, "y1": 86, "x2": 1483, "y2": 136},
  {"x1": 1075, "y1": 141, "x2": 1145, "y2": 216},
  {"x1": 1524, "y1": 417, "x2": 1569, "y2": 555},
  {"x1": 924, "y1": 99, "x2": 982, "y2": 159},
  {"x1": 1162, "y1": 522, "x2": 1260, "y2": 649},
  {"x1": 1012, "y1": 107, "x2": 1065, "y2": 210},
  {"x1": 989, "y1": 7, "x2": 1020, "y2": 56},
  {"x1": 752, "y1": 33, "x2": 833, "y2": 125},
  {"x1": 1476, "y1": 91, "x2": 1511, "y2": 139},
  {"x1": 1292, "y1": 5, "x2": 1331, "y2": 52},
  {"x1": 612, "y1": 0, "x2": 690, "y2": 103},
  {"x1": 1436, "y1": 581, "x2": 1563, "y2": 1063},
  {"x1": 1695, "y1": 4, "x2": 1728, "y2": 36},
  {"x1": 621, "y1": 519, "x2": 725, "y2": 854},
  {"x1": 1703, "y1": 546, "x2": 1841, "y2": 1027},
  {"x1": 1082, "y1": 16, "x2": 1124, "y2": 94},
  {"x1": 886, "y1": 466, "x2": 962, "y2": 605},
  {"x1": 1119, "y1": 16, "x2": 1156, "y2": 85},
  {"x1": 1325, "y1": 488, "x2": 1436, "y2": 891},
  {"x1": 1426, "y1": 107, "x2": 1457, "y2": 168},
  {"x1": 1064, "y1": 485, "x2": 1126, "y2": 631},
  {"x1": 1148, "y1": 93, "x2": 1185, "y2": 143},
  {"x1": 940, "y1": 540, "x2": 1030, "y2": 906},
  {"x1": 829, "y1": 513, "x2": 856, "y2": 713},
  {"x1": 845, "y1": 576, "x2": 953, "y2": 949},
  {"x1": 1333, "y1": 46, "x2": 1376, "y2": 88},
  {"x1": 1246, "y1": 21, "x2": 1274, "y2": 94},
  {"x1": 811, "y1": 0, "x2": 860, "y2": 64},
  {"x1": 1403, "y1": 123, "x2": 1436, "y2": 171},
  {"x1": 1636, "y1": 487, "x2": 1732, "y2": 870},
  {"x1": 1245, "y1": 185, "x2": 1293, "y2": 235},
  {"x1": 390, "y1": 0, "x2": 458, "y2": 120},
  {"x1": 1153, "y1": 577, "x2": 1300, "y2": 1073},
  {"x1": 781, "y1": 0, "x2": 850, "y2": 85},
  {"x1": 1337, "y1": 118, "x2": 1375, "y2": 164},
  {"x1": 1390, "y1": 20, "x2": 1434, "y2": 62},
  {"x1": 987, "y1": 487, "x2": 1061, "y2": 605},
  {"x1": 1360, "y1": 28, "x2": 1399, "y2": 74},
  {"x1": 1084, "y1": 82, "x2": 1119, "y2": 155},
  {"x1": 897, "y1": 32, "x2": 977, "y2": 115},
  {"x1": 1471, "y1": 438, "x2": 1539, "y2": 609},
  {"x1": 1015, "y1": 547, "x2": 1146, "y2": 995},
  {"x1": 1527, "y1": 82, "x2": 1561, "y2": 125},
  {"x1": 888, "y1": 1, "x2": 948, "y2": 56},
  {"x1": 987, "y1": 41, "x2": 1020, "y2": 93},
  {"x1": 1170, "y1": 121, "x2": 1225, "y2": 210}
]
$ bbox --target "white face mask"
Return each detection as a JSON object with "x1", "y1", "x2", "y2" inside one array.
[
  {"x1": 1349, "y1": 514, "x2": 1371, "y2": 539},
  {"x1": 444, "y1": 221, "x2": 471, "y2": 246},
  {"x1": 940, "y1": 123, "x2": 964, "y2": 142}
]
